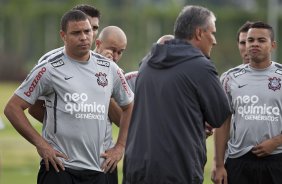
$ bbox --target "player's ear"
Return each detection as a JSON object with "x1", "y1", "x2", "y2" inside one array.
[
  {"x1": 95, "y1": 39, "x2": 102, "y2": 48},
  {"x1": 60, "y1": 30, "x2": 66, "y2": 42},
  {"x1": 271, "y1": 40, "x2": 277, "y2": 50}
]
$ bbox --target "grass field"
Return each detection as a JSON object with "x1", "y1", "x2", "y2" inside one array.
[{"x1": 0, "y1": 82, "x2": 214, "y2": 184}]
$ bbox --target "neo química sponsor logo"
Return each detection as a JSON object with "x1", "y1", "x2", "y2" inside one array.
[
  {"x1": 64, "y1": 92, "x2": 105, "y2": 120},
  {"x1": 235, "y1": 95, "x2": 280, "y2": 122}
]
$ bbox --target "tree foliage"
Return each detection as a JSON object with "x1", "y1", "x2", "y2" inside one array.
[{"x1": 0, "y1": 0, "x2": 281, "y2": 80}]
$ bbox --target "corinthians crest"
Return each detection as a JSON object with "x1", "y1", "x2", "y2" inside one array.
[
  {"x1": 268, "y1": 77, "x2": 281, "y2": 91},
  {"x1": 95, "y1": 72, "x2": 108, "y2": 87}
]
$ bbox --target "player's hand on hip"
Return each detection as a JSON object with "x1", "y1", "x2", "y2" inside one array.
[
  {"x1": 100, "y1": 144, "x2": 124, "y2": 173},
  {"x1": 36, "y1": 140, "x2": 68, "y2": 172}
]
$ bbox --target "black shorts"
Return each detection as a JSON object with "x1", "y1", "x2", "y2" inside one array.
[
  {"x1": 37, "y1": 162, "x2": 118, "y2": 184},
  {"x1": 225, "y1": 151, "x2": 282, "y2": 184}
]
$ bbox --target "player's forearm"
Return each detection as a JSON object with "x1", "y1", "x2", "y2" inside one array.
[
  {"x1": 213, "y1": 115, "x2": 231, "y2": 167},
  {"x1": 108, "y1": 98, "x2": 122, "y2": 127},
  {"x1": 115, "y1": 102, "x2": 133, "y2": 148}
]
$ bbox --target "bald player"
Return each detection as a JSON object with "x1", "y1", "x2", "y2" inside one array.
[{"x1": 94, "y1": 26, "x2": 127, "y2": 63}]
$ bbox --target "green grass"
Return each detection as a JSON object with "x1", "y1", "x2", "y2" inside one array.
[{"x1": 0, "y1": 82, "x2": 214, "y2": 184}]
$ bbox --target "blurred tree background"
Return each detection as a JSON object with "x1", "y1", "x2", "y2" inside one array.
[{"x1": 0, "y1": 0, "x2": 281, "y2": 81}]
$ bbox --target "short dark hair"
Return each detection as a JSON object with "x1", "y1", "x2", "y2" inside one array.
[
  {"x1": 60, "y1": 10, "x2": 89, "y2": 32},
  {"x1": 249, "y1": 21, "x2": 274, "y2": 41},
  {"x1": 236, "y1": 21, "x2": 253, "y2": 42},
  {"x1": 173, "y1": 5, "x2": 216, "y2": 40},
  {"x1": 72, "y1": 4, "x2": 101, "y2": 19}
]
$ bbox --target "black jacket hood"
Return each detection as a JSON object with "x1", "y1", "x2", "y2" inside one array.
[{"x1": 143, "y1": 39, "x2": 205, "y2": 69}]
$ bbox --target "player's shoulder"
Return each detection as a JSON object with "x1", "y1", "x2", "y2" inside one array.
[
  {"x1": 222, "y1": 63, "x2": 248, "y2": 79},
  {"x1": 38, "y1": 47, "x2": 64, "y2": 64},
  {"x1": 46, "y1": 50, "x2": 65, "y2": 68},
  {"x1": 36, "y1": 50, "x2": 65, "y2": 71},
  {"x1": 269, "y1": 61, "x2": 282, "y2": 76},
  {"x1": 91, "y1": 51, "x2": 115, "y2": 68},
  {"x1": 26, "y1": 53, "x2": 65, "y2": 82},
  {"x1": 273, "y1": 61, "x2": 282, "y2": 70}
]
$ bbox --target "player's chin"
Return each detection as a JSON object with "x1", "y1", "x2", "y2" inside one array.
[
  {"x1": 76, "y1": 49, "x2": 90, "y2": 58},
  {"x1": 78, "y1": 44, "x2": 91, "y2": 50}
]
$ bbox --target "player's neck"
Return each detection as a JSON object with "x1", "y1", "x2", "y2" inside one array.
[
  {"x1": 249, "y1": 60, "x2": 272, "y2": 70},
  {"x1": 65, "y1": 51, "x2": 90, "y2": 63}
]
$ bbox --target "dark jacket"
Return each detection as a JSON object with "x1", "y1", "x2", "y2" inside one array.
[{"x1": 123, "y1": 39, "x2": 231, "y2": 184}]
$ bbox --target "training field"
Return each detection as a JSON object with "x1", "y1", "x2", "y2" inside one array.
[{"x1": 0, "y1": 82, "x2": 214, "y2": 184}]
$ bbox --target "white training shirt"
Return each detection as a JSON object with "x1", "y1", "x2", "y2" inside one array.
[
  {"x1": 15, "y1": 49, "x2": 134, "y2": 171},
  {"x1": 37, "y1": 47, "x2": 117, "y2": 151},
  {"x1": 221, "y1": 62, "x2": 282, "y2": 158}
]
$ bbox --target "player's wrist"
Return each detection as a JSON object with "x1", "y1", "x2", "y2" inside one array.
[{"x1": 116, "y1": 142, "x2": 125, "y2": 149}]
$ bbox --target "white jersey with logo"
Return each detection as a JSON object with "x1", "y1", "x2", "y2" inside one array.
[
  {"x1": 38, "y1": 47, "x2": 119, "y2": 155},
  {"x1": 15, "y1": 49, "x2": 134, "y2": 171},
  {"x1": 221, "y1": 62, "x2": 282, "y2": 158}
]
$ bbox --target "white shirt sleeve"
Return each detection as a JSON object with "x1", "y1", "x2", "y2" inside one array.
[
  {"x1": 112, "y1": 65, "x2": 134, "y2": 107},
  {"x1": 15, "y1": 63, "x2": 52, "y2": 104}
]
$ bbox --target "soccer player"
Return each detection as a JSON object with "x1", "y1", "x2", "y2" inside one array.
[
  {"x1": 219, "y1": 21, "x2": 254, "y2": 161},
  {"x1": 236, "y1": 21, "x2": 253, "y2": 64},
  {"x1": 28, "y1": 4, "x2": 101, "y2": 122},
  {"x1": 212, "y1": 21, "x2": 282, "y2": 184},
  {"x1": 4, "y1": 10, "x2": 133, "y2": 184},
  {"x1": 29, "y1": 24, "x2": 128, "y2": 183},
  {"x1": 36, "y1": 4, "x2": 101, "y2": 64},
  {"x1": 93, "y1": 25, "x2": 128, "y2": 126},
  {"x1": 94, "y1": 26, "x2": 127, "y2": 63},
  {"x1": 123, "y1": 5, "x2": 231, "y2": 184},
  {"x1": 30, "y1": 26, "x2": 128, "y2": 127}
]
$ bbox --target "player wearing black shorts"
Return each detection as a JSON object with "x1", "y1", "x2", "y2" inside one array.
[
  {"x1": 5, "y1": 10, "x2": 133, "y2": 184},
  {"x1": 212, "y1": 21, "x2": 282, "y2": 184}
]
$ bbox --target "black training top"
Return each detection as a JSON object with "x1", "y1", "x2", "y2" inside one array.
[{"x1": 123, "y1": 39, "x2": 231, "y2": 184}]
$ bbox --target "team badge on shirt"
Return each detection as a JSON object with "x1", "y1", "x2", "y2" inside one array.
[
  {"x1": 268, "y1": 77, "x2": 281, "y2": 91},
  {"x1": 95, "y1": 72, "x2": 108, "y2": 87}
]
